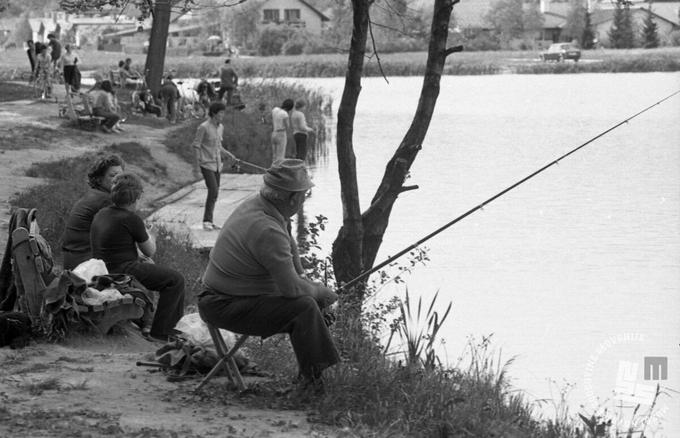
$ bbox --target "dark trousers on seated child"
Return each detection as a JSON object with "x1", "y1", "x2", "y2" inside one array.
[{"x1": 110, "y1": 261, "x2": 185, "y2": 337}]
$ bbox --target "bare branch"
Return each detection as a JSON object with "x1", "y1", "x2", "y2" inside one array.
[
  {"x1": 367, "y1": 12, "x2": 390, "y2": 84},
  {"x1": 399, "y1": 185, "x2": 419, "y2": 193},
  {"x1": 444, "y1": 45, "x2": 464, "y2": 56}
]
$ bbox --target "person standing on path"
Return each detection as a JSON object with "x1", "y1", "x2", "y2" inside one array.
[
  {"x1": 159, "y1": 75, "x2": 180, "y2": 124},
  {"x1": 26, "y1": 40, "x2": 36, "y2": 82},
  {"x1": 192, "y1": 102, "x2": 240, "y2": 231},
  {"x1": 60, "y1": 44, "x2": 81, "y2": 93},
  {"x1": 218, "y1": 59, "x2": 238, "y2": 106},
  {"x1": 47, "y1": 33, "x2": 62, "y2": 72},
  {"x1": 290, "y1": 99, "x2": 314, "y2": 161},
  {"x1": 271, "y1": 99, "x2": 294, "y2": 164}
]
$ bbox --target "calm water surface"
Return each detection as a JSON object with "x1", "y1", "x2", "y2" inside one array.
[{"x1": 291, "y1": 73, "x2": 679, "y2": 435}]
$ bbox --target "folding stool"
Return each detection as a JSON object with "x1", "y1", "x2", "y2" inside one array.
[{"x1": 195, "y1": 323, "x2": 249, "y2": 392}]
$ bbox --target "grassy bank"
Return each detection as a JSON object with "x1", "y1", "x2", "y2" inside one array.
[{"x1": 1, "y1": 47, "x2": 679, "y2": 80}]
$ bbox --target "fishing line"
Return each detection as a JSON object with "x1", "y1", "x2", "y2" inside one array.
[{"x1": 338, "y1": 89, "x2": 680, "y2": 292}]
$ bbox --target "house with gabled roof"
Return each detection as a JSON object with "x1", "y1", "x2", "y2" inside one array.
[
  {"x1": 590, "y1": 6, "x2": 679, "y2": 46},
  {"x1": 259, "y1": 0, "x2": 330, "y2": 35}
]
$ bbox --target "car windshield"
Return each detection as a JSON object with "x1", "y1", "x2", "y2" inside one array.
[{"x1": 547, "y1": 44, "x2": 569, "y2": 52}]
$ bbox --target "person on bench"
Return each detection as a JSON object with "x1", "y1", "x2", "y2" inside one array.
[
  {"x1": 197, "y1": 159, "x2": 339, "y2": 392},
  {"x1": 61, "y1": 154, "x2": 125, "y2": 270},
  {"x1": 92, "y1": 80, "x2": 122, "y2": 133},
  {"x1": 90, "y1": 172, "x2": 185, "y2": 341}
]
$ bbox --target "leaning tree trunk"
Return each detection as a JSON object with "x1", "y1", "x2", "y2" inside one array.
[
  {"x1": 332, "y1": 0, "x2": 461, "y2": 303},
  {"x1": 331, "y1": 0, "x2": 371, "y2": 300},
  {"x1": 144, "y1": 0, "x2": 172, "y2": 96}
]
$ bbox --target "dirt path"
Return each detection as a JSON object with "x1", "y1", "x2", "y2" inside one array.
[{"x1": 0, "y1": 88, "x2": 343, "y2": 438}]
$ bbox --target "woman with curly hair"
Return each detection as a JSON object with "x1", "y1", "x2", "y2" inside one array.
[
  {"x1": 61, "y1": 154, "x2": 125, "y2": 270},
  {"x1": 91, "y1": 172, "x2": 185, "y2": 341}
]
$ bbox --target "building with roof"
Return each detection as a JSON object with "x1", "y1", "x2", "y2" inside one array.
[
  {"x1": 590, "y1": 6, "x2": 679, "y2": 46},
  {"x1": 451, "y1": 0, "x2": 679, "y2": 48},
  {"x1": 259, "y1": 0, "x2": 330, "y2": 35}
]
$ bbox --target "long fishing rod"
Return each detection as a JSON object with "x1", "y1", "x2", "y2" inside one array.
[{"x1": 338, "y1": 89, "x2": 680, "y2": 292}]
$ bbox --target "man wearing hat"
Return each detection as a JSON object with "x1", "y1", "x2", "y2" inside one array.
[{"x1": 198, "y1": 159, "x2": 339, "y2": 389}]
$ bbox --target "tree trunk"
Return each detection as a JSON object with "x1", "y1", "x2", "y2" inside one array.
[
  {"x1": 144, "y1": 0, "x2": 171, "y2": 96},
  {"x1": 331, "y1": 0, "x2": 371, "y2": 299},
  {"x1": 332, "y1": 0, "x2": 459, "y2": 303}
]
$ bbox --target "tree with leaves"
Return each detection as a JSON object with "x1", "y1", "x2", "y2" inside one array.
[
  {"x1": 563, "y1": 0, "x2": 587, "y2": 43},
  {"x1": 485, "y1": 0, "x2": 544, "y2": 48},
  {"x1": 641, "y1": 7, "x2": 659, "y2": 49},
  {"x1": 581, "y1": 9, "x2": 595, "y2": 49},
  {"x1": 608, "y1": 0, "x2": 635, "y2": 48}
]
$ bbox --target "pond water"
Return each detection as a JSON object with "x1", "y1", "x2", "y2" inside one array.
[{"x1": 292, "y1": 73, "x2": 680, "y2": 435}]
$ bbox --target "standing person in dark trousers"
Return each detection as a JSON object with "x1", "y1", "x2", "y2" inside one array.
[
  {"x1": 290, "y1": 99, "x2": 314, "y2": 161},
  {"x1": 198, "y1": 159, "x2": 339, "y2": 391},
  {"x1": 61, "y1": 154, "x2": 125, "y2": 270},
  {"x1": 47, "y1": 33, "x2": 62, "y2": 71},
  {"x1": 90, "y1": 172, "x2": 185, "y2": 341},
  {"x1": 159, "y1": 75, "x2": 180, "y2": 124},
  {"x1": 61, "y1": 44, "x2": 81, "y2": 93},
  {"x1": 191, "y1": 102, "x2": 239, "y2": 231},
  {"x1": 26, "y1": 40, "x2": 36, "y2": 82},
  {"x1": 218, "y1": 59, "x2": 238, "y2": 106}
]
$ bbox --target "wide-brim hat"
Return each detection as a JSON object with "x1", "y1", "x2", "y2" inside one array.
[{"x1": 264, "y1": 159, "x2": 314, "y2": 192}]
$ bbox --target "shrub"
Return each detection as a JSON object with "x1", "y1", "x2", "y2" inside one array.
[{"x1": 257, "y1": 26, "x2": 294, "y2": 56}]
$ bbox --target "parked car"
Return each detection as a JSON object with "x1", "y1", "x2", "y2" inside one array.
[{"x1": 540, "y1": 43, "x2": 581, "y2": 62}]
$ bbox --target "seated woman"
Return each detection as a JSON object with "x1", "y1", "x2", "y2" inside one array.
[
  {"x1": 61, "y1": 154, "x2": 125, "y2": 271},
  {"x1": 90, "y1": 172, "x2": 185, "y2": 341},
  {"x1": 92, "y1": 80, "x2": 121, "y2": 133}
]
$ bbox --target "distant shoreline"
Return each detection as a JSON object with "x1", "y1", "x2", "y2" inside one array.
[{"x1": 2, "y1": 47, "x2": 679, "y2": 81}]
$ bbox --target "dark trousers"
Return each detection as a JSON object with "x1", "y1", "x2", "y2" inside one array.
[
  {"x1": 293, "y1": 133, "x2": 308, "y2": 161},
  {"x1": 200, "y1": 166, "x2": 220, "y2": 223},
  {"x1": 198, "y1": 292, "x2": 340, "y2": 379},
  {"x1": 163, "y1": 98, "x2": 177, "y2": 122},
  {"x1": 62, "y1": 249, "x2": 90, "y2": 271},
  {"x1": 218, "y1": 86, "x2": 234, "y2": 105},
  {"x1": 144, "y1": 104, "x2": 162, "y2": 117},
  {"x1": 112, "y1": 261, "x2": 185, "y2": 337},
  {"x1": 92, "y1": 107, "x2": 120, "y2": 129}
]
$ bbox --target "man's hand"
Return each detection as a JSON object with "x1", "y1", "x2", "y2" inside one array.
[{"x1": 315, "y1": 285, "x2": 338, "y2": 309}]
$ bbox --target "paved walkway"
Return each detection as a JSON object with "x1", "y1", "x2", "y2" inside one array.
[{"x1": 147, "y1": 174, "x2": 263, "y2": 250}]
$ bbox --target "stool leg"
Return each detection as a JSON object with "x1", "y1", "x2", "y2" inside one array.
[{"x1": 194, "y1": 327, "x2": 249, "y2": 392}]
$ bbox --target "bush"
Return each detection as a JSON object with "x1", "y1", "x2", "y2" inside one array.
[
  {"x1": 464, "y1": 32, "x2": 501, "y2": 51},
  {"x1": 670, "y1": 30, "x2": 680, "y2": 47},
  {"x1": 257, "y1": 26, "x2": 295, "y2": 56}
]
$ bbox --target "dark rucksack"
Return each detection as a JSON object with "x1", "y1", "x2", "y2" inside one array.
[{"x1": 0, "y1": 311, "x2": 32, "y2": 349}]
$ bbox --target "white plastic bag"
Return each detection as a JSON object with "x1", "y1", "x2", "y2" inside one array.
[
  {"x1": 72, "y1": 259, "x2": 108, "y2": 284},
  {"x1": 174, "y1": 313, "x2": 236, "y2": 348},
  {"x1": 81, "y1": 287, "x2": 124, "y2": 306}
]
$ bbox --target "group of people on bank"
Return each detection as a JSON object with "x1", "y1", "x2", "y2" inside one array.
[
  {"x1": 61, "y1": 151, "x2": 339, "y2": 389},
  {"x1": 26, "y1": 34, "x2": 82, "y2": 98}
]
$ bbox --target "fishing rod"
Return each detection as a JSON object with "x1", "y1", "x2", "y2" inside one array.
[{"x1": 338, "y1": 89, "x2": 680, "y2": 293}]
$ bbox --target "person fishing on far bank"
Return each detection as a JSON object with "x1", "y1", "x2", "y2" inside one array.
[
  {"x1": 192, "y1": 101, "x2": 240, "y2": 231},
  {"x1": 218, "y1": 58, "x2": 238, "y2": 106}
]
